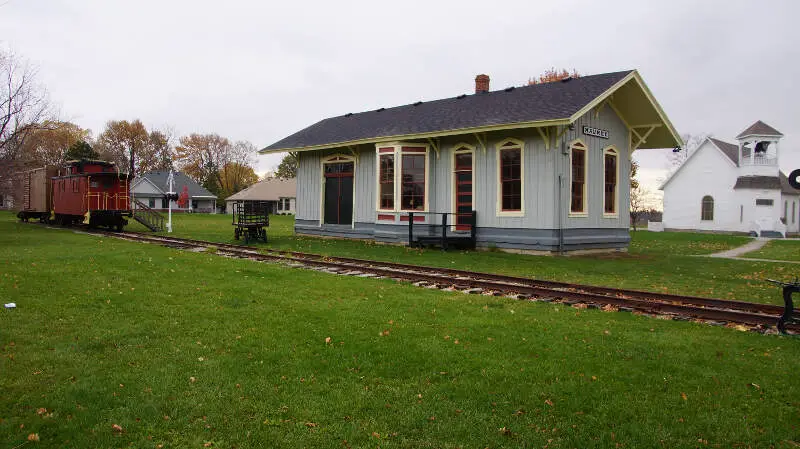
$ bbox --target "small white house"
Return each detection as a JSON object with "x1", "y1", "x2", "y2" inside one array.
[
  {"x1": 661, "y1": 121, "x2": 800, "y2": 237},
  {"x1": 132, "y1": 171, "x2": 218, "y2": 213},
  {"x1": 225, "y1": 177, "x2": 296, "y2": 215}
]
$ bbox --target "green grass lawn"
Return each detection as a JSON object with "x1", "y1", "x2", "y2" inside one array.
[
  {"x1": 1, "y1": 218, "x2": 799, "y2": 448},
  {"x1": 125, "y1": 212, "x2": 799, "y2": 305},
  {"x1": 742, "y1": 239, "x2": 800, "y2": 262}
]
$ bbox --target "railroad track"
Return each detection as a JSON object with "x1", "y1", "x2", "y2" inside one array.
[{"x1": 46, "y1": 225, "x2": 793, "y2": 333}]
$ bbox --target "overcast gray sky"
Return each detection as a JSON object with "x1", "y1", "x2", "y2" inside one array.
[{"x1": 3, "y1": 0, "x2": 799, "y2": 205}]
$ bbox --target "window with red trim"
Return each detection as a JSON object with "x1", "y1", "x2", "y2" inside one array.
[
  {"x1": 401, "y1": 154, "x2": 425, "y2": 210},
  {"x1": 379, "y1": 154, "x2": 394, "y2": 210},
  {"x1": 500, "y1": 148, "x2": 521, "y2": 211}
]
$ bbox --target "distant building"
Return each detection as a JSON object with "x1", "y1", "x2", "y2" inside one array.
[
  {"x1": 661, "y1": 121, "x2": 800, "y2": 237},
  {"x1": 131, "y1": 171, "x2": 218, "y2": 213},
  {"x1": 225, "y1": 177, "x2": 296, "y2": 215}
]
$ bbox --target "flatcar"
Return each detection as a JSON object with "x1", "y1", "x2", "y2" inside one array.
[{"x1": 16, "y1": 159, "x2": 133, "y2": 230}]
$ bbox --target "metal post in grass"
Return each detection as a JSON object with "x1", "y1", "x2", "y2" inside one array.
[
  {"x1": 441, "y1": 213, "x2": 448, "y2": 250},
  {"x1": 166, "y1": 169, "x2": 175, "y2": 233},
  {"x1": 408, "y1": 212, "x2": 414, "y2": 247}
]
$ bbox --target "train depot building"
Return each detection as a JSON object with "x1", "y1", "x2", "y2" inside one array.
[{"x1": 261, "y1": 70, "x2": 681, "y2": 252}]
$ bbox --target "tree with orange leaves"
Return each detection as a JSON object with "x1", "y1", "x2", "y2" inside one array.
[{"x1": 527, "y1": 68, "x2": 581, "y2": 85}]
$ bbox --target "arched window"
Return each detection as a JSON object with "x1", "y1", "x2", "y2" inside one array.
[
  {"x1": 495, "y1": 138, "x2": 524, "y2": 215},
  {"x1": 701, "y1": 196, "x2": 714, "y2": 221},
  {"x1": 603, "y1": 147, "x2": 618, "y2": 216},
  {"x1": 569, "y1": 140, "x2": 588, "y2": 215}
]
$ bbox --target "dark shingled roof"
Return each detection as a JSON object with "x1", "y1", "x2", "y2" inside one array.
[
  {"x1": 780, "y1": 172, "x2": 800, "y2": 195},
  {"x1": 137, "y1": 171, "x2": 217, "y2": 198},
  {"x1": 708, "y1": 137, "x2": 739, "y2": 166},
  {"x1": 736, "y1": 120, "x2": 783, "y2": 138},
  {"x1": 733, "y1": 176, "x2": 781, "y2": 190},
  {"x1": 263, "y1": 71, "x2": 634, "y2": 151}
]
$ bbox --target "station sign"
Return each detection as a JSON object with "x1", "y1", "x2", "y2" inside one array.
[{"x1": 582, "y1": 126, "x2": 609, "y2": 139}]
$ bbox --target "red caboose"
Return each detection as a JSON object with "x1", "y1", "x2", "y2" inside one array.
[{"x1": 52, "y1": 160, "x2": 132, "y2": 230}]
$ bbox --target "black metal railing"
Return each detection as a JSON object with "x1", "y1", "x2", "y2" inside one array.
[{"x1": 406, "y1": 210, "x2": 477, "y2": 250}]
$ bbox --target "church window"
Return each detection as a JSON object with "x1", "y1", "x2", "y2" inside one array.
[{"x1": 701, "y1": 196, "x2": 714, "y2": 221}]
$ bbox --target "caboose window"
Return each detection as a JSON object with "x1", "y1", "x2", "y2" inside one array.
[{"x1": 72, "y1": 179, "x2": 79, "y2": 193}]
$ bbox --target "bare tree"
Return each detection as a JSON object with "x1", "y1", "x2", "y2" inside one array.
[
  {"x1": 174, "y1": 133, "x2": 257, "y2": 198},
  {"x1": 667, "y1": 133, "x2": 708, "y2": 175},
  {"x1": 630, "y1": 185, "x2": 655, "y2": 231},
  {"x1": 0, "y1": 49, "x2": 55, "y2": 194}
]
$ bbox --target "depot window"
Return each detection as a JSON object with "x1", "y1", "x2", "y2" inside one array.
[
  {"x1": 375, "y1": 144, "x2": 429, "y2": 212},
  {"x1": 603, "y1": 147, "x2": 618, "y2": 216},
  {"x1": 496, "y1": 139, "x2": 524, "y2": 215},
  {"x1": 570, "y1": 141, "x2": 587, "y2": 215}
]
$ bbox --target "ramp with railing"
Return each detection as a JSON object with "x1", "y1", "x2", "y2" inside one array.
[{"x1": 132, "y1": 199, "x2": 165, "y2": 232}]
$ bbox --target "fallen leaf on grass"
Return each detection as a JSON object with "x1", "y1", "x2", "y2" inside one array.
[
  {"x1": 380, "y1": 330, "x2": 390, "y2": 337},
  {"x1": 111, "y1": 424, "x2": 123, "y2": 433},
  {"x1": 371, "y1": 432, "x2": 380, "y2": 438},
  {"x1": 681, "y1": 392, "x2": 688, "y2": 401},
  {"x1": 305, "y1": 422, "x2": 317, "y2": 428},
  {"x1": 499, "y1": 427, "x2": 512, "y2": 435},
  {"x1": 324, "y1": 337, "x2": 331, "y2": 344},
  {"x1": 27, "y1": 433, "x2": 40, "y2": 442},
  {"x1": 749, "y1": 383, "x2": 761, "y2": 390},
  {"x1": 204, "y1": 442, "x2": 214, "y2": 447},
  {"x1": 36, "y1": 408, "x2": 47, "y2": 415},
  {"x1": 190, "y1": 377, "x2": 197, "y2": 383},
  {"x1": 544, "y1": 399, "x2": 554, "y2": 407}
]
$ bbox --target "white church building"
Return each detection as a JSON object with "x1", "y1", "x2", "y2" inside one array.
[{"x1": 661, "y1": 121, "x2": 799, "y2": 237}]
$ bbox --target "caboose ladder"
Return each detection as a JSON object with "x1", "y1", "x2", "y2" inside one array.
[{"x1": 132, "y1": 199, "x2": 165, "y2": 232}]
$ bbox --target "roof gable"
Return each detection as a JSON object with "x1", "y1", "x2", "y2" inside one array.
[
  {"x1": 261, "y1": 70, "x2": 681, "y2": 153},
  {"x1": 780, "y1": 172, "x2": 800, "y2": 195},
  {"x1": 736, "y1": 120, "x2": 783, "y2": 139},
  {"x1": 660, "y1": 137, "x2": 738, "y2": 190}
]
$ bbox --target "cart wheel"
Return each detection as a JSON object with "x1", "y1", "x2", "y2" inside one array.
[
  {"x1": 261, "y1": 229, "x2": 267, "y2": 243},
  {"x1": 234, "y1": 229, "x2": 240, "y2": 240},
  {"x1": 244, "y1": 232, "x2": 250, "y2": 244}
]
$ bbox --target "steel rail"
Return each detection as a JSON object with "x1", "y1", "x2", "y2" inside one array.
[{"x1": 106, "y1": 231, "x2": 797, "y2": 331}]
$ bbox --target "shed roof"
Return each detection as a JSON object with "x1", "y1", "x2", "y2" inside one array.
[
  {"x1": 261, "y1": 70, "x2": 681, "y2": 153},
  {"x1": 134, "y1": 171, "x2": 217, "y2": 198},
  {"x1": 733, "y1": 176, "x2": 781, "y2": 190},
  {"x1": 736, "y1": 120, "x2": 783, "y2": 139},
  {"x1": 226, "y1": 177, "x2": 297, "y2": 202}
]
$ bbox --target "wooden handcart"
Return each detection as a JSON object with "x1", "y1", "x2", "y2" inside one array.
[{"x1": 232, "y1": 201, "x2": 269, "y2": 243}]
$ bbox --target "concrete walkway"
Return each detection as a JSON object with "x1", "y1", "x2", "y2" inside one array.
[
  {"x1": 708, "y1": 238, "x2": 769, "y2": 258},
  {"x1": 703, "y1": 238, "x2": 800, "y2": 264}
]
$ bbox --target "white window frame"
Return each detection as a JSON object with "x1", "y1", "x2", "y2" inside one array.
[
  {"x1": 373, "y1": 143, "x2": 430, "y2": 213},
  {"x1": 495, "y1": 138, "x2": 525, "y2": 217},
  {"x1": 452, "y1": 143, "x2": 477, "y2": 228},
  {"x1": 569, "y1": 139, "x2": 588, "y2": 217},
  {"x1": 319, "y1": 153, "x2": 357, "y2": 227},
  {"x1": 602, "y1": 145, "x2": 619, "y2": 218}
]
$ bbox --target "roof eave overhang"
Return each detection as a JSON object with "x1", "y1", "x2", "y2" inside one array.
[
  {"x1": 568, "y1": 70, "x2": 682, "y2": 150},
  {"x1": 259, "y1": 118, "x2": 571, "y2": 154}
]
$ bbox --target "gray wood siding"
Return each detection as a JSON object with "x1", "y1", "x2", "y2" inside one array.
[
  {"x1": 561, "y1": 106, "x2": 630, "y2": 229},
  {"x1": 354, "y1": 147, "x2": 375, "y2": 223},
  {"x1": 295, "y1": 151, "x2": 321, "y2": 221}
]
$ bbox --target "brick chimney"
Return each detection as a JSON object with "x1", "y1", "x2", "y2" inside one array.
[{"x1": 475, "y1": 74, "x2": 490, "y2": 94}]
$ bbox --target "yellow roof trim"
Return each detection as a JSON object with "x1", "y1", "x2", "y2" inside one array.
[
  {"x1": 259, "y1": 118, "x2": 570, "y2": 154},
  {"x1": 569, "y1": 70, "x2": 681, "y2": 148}
]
